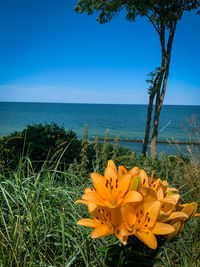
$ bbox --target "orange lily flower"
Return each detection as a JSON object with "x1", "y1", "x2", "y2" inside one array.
[
  {"x1": 122, "y1": 201, "x2": 175, "y2": 249},
  {"x1": 75, "y1": 160, "x2": 199, "y2": 248},
  {"x1": 80, "y1": 160, "x2": 143, "y2": 208},
  {"x1": 77, "y1": 205, "x2": 128, "y2": 245}
]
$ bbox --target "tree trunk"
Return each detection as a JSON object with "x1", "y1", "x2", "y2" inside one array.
[
  {"x1": 150, "y1": 69, "x2": 169, "y2": 158},
  {"x1": 142, "y1": 70, "x2": 162, "y2": 156},
  {"x1": 150, "y1": 93, "x2": 160, "y2": 158},
  {"x1": 142, "y1": 93, "x2": 155, "y2": 156},
  {"x1": 150, "y1": 22, "x2": 176, "y2": 158},
  {"x1": 142, "y1": 56, "x2": 165, "y2": 156}
]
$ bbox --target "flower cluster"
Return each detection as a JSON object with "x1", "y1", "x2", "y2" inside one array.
[{"x1": 76, "y1": 160, "x2": 199, "y2": 249}]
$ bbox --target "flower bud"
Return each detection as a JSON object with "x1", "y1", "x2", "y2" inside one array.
[
  {"x1": 181, "y1": 202, "x2": 198, "y2": 219},
  {"x1": 129, "y1": 176, "x2": 142, "y2": 191},
  {"x1": 165, "y1": 221, "x2": 183, "y2": 241}
]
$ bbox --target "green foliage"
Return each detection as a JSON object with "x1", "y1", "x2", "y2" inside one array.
[
  {"x1": 0, "y1": 158, "x2": 103, "y2": 266},
  {"x1": 74, "y1": 1, "x2": 200, "y2": 26},
  {"x1": 0, "y1": 124, "x2": 200, "y2": 265},
  {"x1": 0, "y1": 151, "x2": 199, "y2": 266},
  {"x1": 0, "y1": 122, "x2": 81, "y2": 170}
]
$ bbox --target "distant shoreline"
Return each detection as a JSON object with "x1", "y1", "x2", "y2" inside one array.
[{"x1": 90, "y1": 137, "x2": 200, "y2": 145}]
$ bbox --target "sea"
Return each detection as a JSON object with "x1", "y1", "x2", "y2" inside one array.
[{"x1": 0, "y1": 102, "x2": 200, "y2": 155}]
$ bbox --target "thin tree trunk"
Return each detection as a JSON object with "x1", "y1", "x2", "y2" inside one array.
[
  {"x1": 142, "y1": 93, "x2": 155, "y2": 156},
  {"x1": 142, "y1": 72, "x2": 161, "y2": 155},
  {"x1": 150, "y1": 22, "x2": 176, "y2": 158},
  {"x1": 150, "y1": 68, "x2": 170, "y2": 158},
  {"x1": 142, "y1": 51, "x2": 166, "y2": 156}
]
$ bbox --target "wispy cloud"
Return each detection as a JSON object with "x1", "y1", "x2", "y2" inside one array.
[
  {"x1": 0, "y1": 77, "x2": 199, "y2": 105},
  {"x1": 0, "y1": 82, "x2": 148, "y2": 104}
]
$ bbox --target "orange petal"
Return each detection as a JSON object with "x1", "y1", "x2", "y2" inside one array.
[
  {"x1": 90, "y1": 173, "x2": 112, "y2": 201},
  {"x1": 88, "y1": 202, "x2": 98, "y2": 214},
  {"x1": 116, "y1": 230, "x2": 128, "y2": 245},
  {"x1": 118, "y1": 173, "x2": 132, "y2": 198},
  {"x1": 104, "y1": 167, "x2": 118, "y2": 180},
  {"x1": 85, "y1": 187, "x2": 95, "y2": 193},
  {"x1": 156, "y1": 186, "x2": 164, "y2": 200},
  {"x1": 82, "y1": 192, "x2": 105, "y2": 206},
  {"x1": 152, "y1": 222, "x2": 175, "y2": 235},
  {"x1": 110, "y1": 207, "x2": 122, "y2": 227},
  {"x1": 194, "y1": 213, "x2": 200, "y2": 217},
  {"x1": 140, "y1": 187, "x2": 157, "y2": 202},
  {"x1": 104, "y1": 167, "x2": 118, "y2": 199},
  {"x1": 91, "y1": 225, "x2": 113, "y2": 238},
  {"x1": 75, "y1": 199, "x2": 88, "y2": 205},
  {"x1": 162, "y1": 194, "x2": 180, "y2": 204},
  {"x1": 130, "y1": 166, "x2": 140, "y2": 176},
  {"x1": 77, "y1": 218, "x2": 101, "y2": 228},
  {"x1": 157, "y1": 210, "x2": 172, "y2": 222},
  {"x1": 122, "y1": 204, "x2": 137, "y2": 230},
  {"x1": 180, "y1": 202, "x2": 198, "y2": 218},
  {"x1": 123, "y1": 190, "x2": 143, "y2": 204},
  {"x1": 165, "y1": 221, "x2": 183, "y2": 241},
  {"x1": 163, "y1": 212, "x2": 188, "y2": 222},
  {"x1": 144, "y1": 201, "x2": 161, "y2": 221},
  {"x1": 118, "y1": 166, "x2": 128, "y2": 178},
  {"x1": 136, "y1": 230, "x2": 157, "y2": 249},
  {"x1": 139, "y1": 170, "x2": 149, "y2": 186},
  {"x1": 107, "y1": 160, "x2": 118, "y2": 175}
]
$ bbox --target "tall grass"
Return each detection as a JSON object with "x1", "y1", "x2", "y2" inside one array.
[
  {"x1": 0, "y1": 158, "x2": 106, "y2": 266},
  {"x1": 0, "y1": 140, "x2": 200, "y2": 266}
]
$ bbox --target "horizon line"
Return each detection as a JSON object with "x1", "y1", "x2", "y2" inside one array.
[{"x1": 0, "y1": 101, "x2": 200, "y2": 107}]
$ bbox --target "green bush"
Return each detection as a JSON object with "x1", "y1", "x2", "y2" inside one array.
[{"x1": 0, "y1": 122, "x2": 81, "y2": 170}]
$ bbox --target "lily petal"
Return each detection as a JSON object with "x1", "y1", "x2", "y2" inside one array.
[
  {"x1": 91, "y1": 225, "x2": 113, "y2": 238},
  {"x1": 162, "y1": 194, "x2": 180, "y2": 204},
  {"x1": 118, "y1": 165, "x2": 128, "y2": 178},
  {"x1": 75, "y1": 199, "x2": 88, "y2": 206},
  {"x1": 107, "y1": 160, "x2": 118, "y2": 176},
  {"x1": 82, "y1": 192, "x2": 105, "y2": 206},
  {"x1": 163, "y1": 212, "x2": 188, "y2": 222},
  {"x1": 123, "y1": 190, "x2": 143, "y2": 204},
  {"x1": 116, "y1": 230, "x2": 128, "y2": 245},
  {"x1": 136, "y1": 230, "x2": 157, "y2": 250},
  {"x1": 165, "y1": 221, "x2": 183, "y2": 241},
  {"x1": 91, "y1": 173, "x2": 112, "y2": 201},
  {"x1": 77, "y1": 218, "x2": 101, "y2": 228},
  {"x1": 118, "y1": 173, "x2": 132, "y2": 198},
  {"x1": 152, "y1": 222, "x2": 175, "y2": 235},
  {"x1": 130, "y1": 166, "x2": 140, "y2": 176},
  {"x1": 110, "y1": 207, "x2": 122, "y2": 227}
]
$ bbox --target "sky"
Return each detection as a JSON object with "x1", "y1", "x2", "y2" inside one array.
[{"x1": 0, "y1": 0, "x2": 200, "y2": 105}]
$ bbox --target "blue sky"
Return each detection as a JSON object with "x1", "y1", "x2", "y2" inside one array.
[{"x1": 0, "y1": 0, "x2": 200, "y2": 105}]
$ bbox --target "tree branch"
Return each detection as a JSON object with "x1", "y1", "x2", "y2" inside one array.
[{"x1": 145, "y1": 14, "x2": 160, "y2": 35}]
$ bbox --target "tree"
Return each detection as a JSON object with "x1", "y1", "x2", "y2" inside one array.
[{"x1": 74, "y1": 0, "x2": 200, "y2": 158}]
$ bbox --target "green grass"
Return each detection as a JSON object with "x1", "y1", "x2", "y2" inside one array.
[{"x1": 0, "y1": 148, "x2": 200, "y2": 266}]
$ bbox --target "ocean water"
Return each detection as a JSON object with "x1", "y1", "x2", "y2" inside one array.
[{"x1": 0, "y1": 102, "x2": 199, "y2": 155}]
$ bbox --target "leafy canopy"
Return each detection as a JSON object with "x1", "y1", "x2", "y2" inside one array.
[{"x1": 75, "y1": 1, "x2": 200, "y2": 32}]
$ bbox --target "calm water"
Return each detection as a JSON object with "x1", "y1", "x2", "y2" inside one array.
[{"x1": 0, "y1": 102, "x2": 199, "y2": 154}]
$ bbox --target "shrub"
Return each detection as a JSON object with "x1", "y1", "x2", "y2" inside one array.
[{"x1": 0, "y1": 122, "x2": 81, "y2": 170}]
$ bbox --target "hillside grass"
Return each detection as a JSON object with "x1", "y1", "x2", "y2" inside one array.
[{"x1": 0, "y1": 142, "x2": 200, "y2": 266}]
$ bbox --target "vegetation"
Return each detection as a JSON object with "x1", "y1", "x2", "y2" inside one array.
[
  {"x1": 0, "y1": 123, "x2": 199, "y2": 266},
  {"x1": 74, "y1": 0, "x2": 200, "y2": 158},
  {"x1": 0, "y1": 123, "x2": 132, "y2": 173},
  {"x1": 0, "y1": 122, "x2": 82, "y2": 171}
]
